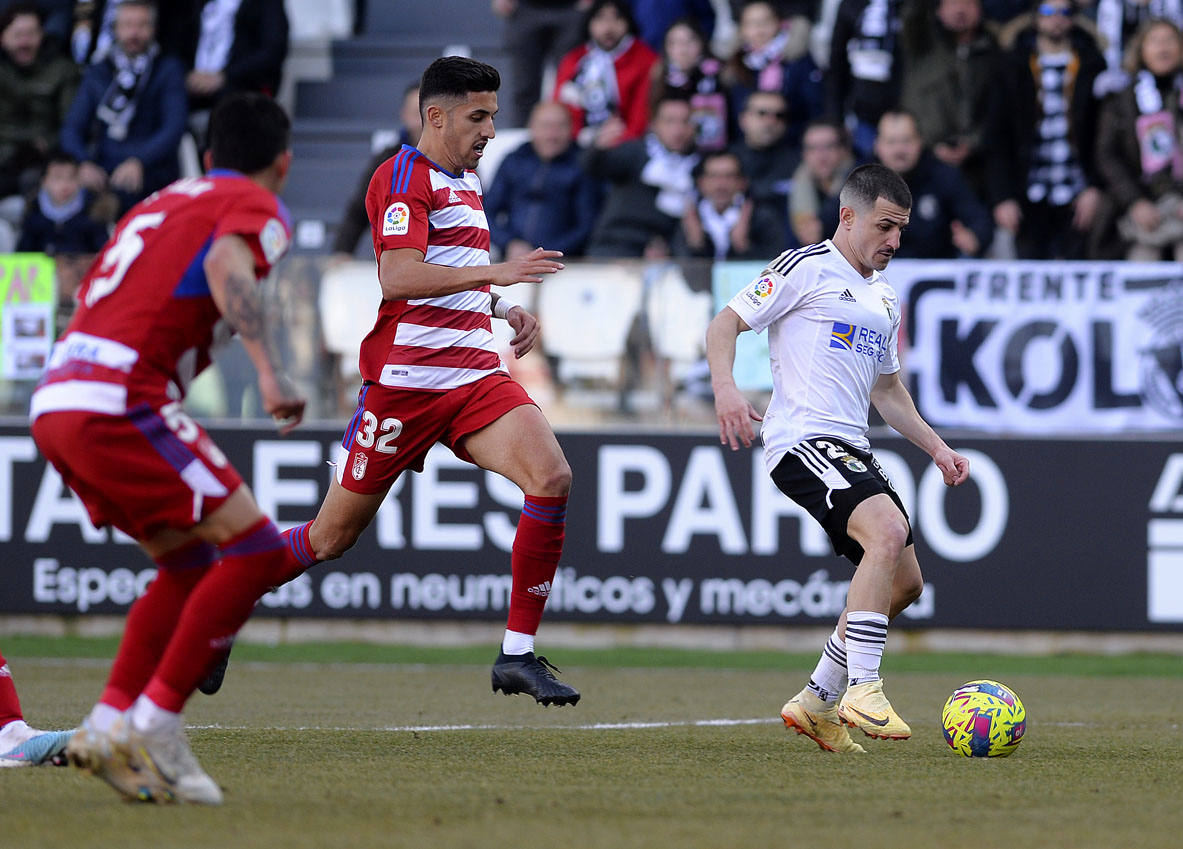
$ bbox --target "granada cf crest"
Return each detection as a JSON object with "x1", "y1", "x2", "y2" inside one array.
[{"x1": 352, "y1": 451, "x2": 368, "y2": 480}]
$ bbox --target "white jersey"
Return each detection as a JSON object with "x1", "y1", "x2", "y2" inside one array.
[{"x1": 727, "y1": 240, "x2": 901, "y2": 472}]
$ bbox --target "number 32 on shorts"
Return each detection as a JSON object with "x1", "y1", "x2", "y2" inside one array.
[{"x1": 354, "y1": 410, "x2": 402, "y2": 454}]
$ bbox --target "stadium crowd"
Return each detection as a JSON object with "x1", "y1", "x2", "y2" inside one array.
[{"x1": 7, "y1": 0, "x2": 1183, "y2": 269}]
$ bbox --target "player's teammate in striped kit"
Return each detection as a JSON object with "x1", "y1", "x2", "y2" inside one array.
[
  {"x1": 706, "y1": 164, "x2": 970, "y2": 751},
  {"x1": 249, "y1": 56, "x2": 579, "y2": 706}
]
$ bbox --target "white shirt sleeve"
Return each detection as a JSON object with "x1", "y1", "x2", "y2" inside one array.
[{"x1": 727, "y1": 261, "x2": 812, "y2": 335}]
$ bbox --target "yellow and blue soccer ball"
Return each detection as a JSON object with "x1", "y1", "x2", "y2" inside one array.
[{"x1": 941, "y1": 679, "x2": 1026, "y2": 757}]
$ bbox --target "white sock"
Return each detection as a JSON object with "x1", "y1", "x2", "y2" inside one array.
[
  {"x1": 805, "y1": 627, "x2": 848, "y2": 705},
  {"x1": 128, "y1": 695, "x2": 181, "y2": 734},
  {"x1": 845, "y1": 611, "x2": 889, "y2": 685},
  {"x1": 501, "y1": 629, "x2": 535, "y2": 656},
  {"x1": 87, "y1": 702, "x2": 124, "y2": 734}
]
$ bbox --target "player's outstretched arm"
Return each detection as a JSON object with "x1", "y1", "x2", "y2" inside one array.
[
  {"x1": 706, "y1": 306, "x2": 763, "y2": 450},
  {"x1": 870, "y1": 371, "x2": 968, "y2": 486},
  {"x1": 379, "y1": 246, "x2": 564, "y2": 300},
  {"x1": 205, "y1": 233, "x2": 306, "y2": 433}
]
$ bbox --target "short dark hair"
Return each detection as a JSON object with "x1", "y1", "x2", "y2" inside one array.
[
  {"x1": 43, "y1": 148, "x2": 79, "y2": 172},
  {"x1": 419, "y1": 56, "x2": 500, "y2": 116},
  {"x1": 208, "y1": 92, "x2": 290, "y2": 174},
  {"x1": 583, "y1": 0, "x2": 638, "y2": 40},
  {"x1": 692, "y1": 150, "x2": 744, "y2": 180},
  {"x1": 0, "y1": 2, "x2": 43, "y2": 35},
  {"x1": 804, "y1": 116, "x2": 851, "y2": 147},
  {"x1": 840, "y1": 163, "x2": 912, "y2": 212}
]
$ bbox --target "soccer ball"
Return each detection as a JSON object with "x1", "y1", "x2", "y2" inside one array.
[{"x1": 941, "y1": 679, "x2": 1026, "y2": 757}]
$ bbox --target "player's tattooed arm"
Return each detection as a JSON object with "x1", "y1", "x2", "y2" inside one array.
[{"x1": 221, "y1": 268, "x2": 267, "y2": 341}]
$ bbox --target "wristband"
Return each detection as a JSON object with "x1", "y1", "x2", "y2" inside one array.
[{"x1": 493, "y1": 298, "x2": 516, "y2": 320}]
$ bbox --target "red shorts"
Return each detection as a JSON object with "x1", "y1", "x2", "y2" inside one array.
[
  {"x1": 336, "y1": 372, "x2": 535, "y2": 493},
  {"x1": 31, "y1": 402, "x2": 244, "y2": 540}
]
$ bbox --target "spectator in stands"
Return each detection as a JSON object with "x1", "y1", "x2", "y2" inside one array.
[
  {"x1": 492, "y1": 0, "x2": 588, "y2": 127},
  {"x1": 331, "y1": 82, "x2": 422, "y2": 259},
  {"x1": 175, "y1": 0, "x2": 291, "y2": 116},
  {"x1": 722, "y1": 1, "x2": 823, "y2": 147},
  {"x1": 70, "y1": 0, "x2": 189, "y2": 63},
  {"x1": 789, "y1": 116, "x2": 855, "y2": 246},
  {"x1": 16, "y1": 148, "x2": 109, "y2": 255},
  {"x1": 827, "y1": 0, "x2": 908, "y2": 159},
  {"x1": 554, "y1": 0, "x2": 659, "y2": 145},
  {"x1": 583, "y1": 93, "x2": 699, "y2": 257},
  {"x1": 989, "y1": 0, "x2": 1105, "y2": 259},
  {"x1": 1095, "y1": 18, "x2": 1183, "y2": 260},
  {"x1": 874, "y1": 109, "x2": 994, "y2": 258},
  {"x1": 0, "y1": 2, "x2": 79, "y2": 249},
  {"x1": 728, "y1": 89, "x2": 796, "y2": 243},
  {"x1": 484, "y1": 100, "x2": 601, "y2": 259},
  {"x1": 650, "y1": 16, "x2": 731, "y2": 152},
  {"x1": 59, "y1": 0, "x2": 187, "y2": 214},
  {"x1": 900, "y1": 0, "x2": 1004, "y2": 203},
  {"x1": 673, "y1": 148, "x2": 784, "y2": 259},
  {"x1": 1094, "y1": 0, "x2": 1183, "y2": 97}
]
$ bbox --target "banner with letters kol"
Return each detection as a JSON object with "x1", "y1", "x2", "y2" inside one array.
[
  {"x1": 1, "y1": 423, "x2": 1180, "y2": 630},
  {"x1": 889, "y1": 259, "x2": 1183, "y2": 433}
]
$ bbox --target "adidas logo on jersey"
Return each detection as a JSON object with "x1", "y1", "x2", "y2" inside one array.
[
  {"x1": 447, "y1": 189, "x2": 462, "y2": 204},
  {"x1": 839, "y1": 288, "x2": 857, "y2": 303},
  {"x1": 527, "y1": 581, "x2": 552, "y2": 598}
]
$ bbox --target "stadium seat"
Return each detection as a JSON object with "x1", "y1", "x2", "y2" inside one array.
[
  {"x1": 644, "y1": 263, "x2": 713, "y2": 406},
  {"x1": 477, "y1": 127, "x2": 530, "y2": 188},
  {"x1": 536, "y1": 263, "x2": 643, "y2": 385},
  {"x1": 318, "y1": 260, "x2": 382, "y2": 379}
]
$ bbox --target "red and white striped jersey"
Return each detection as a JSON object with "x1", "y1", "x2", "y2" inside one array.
[
  {"x1": 30, "y1": 171, "x2": 291, "y2": 421},
  {"x1": 361, "y1": 145, "x2": 504, "y2": 391}
]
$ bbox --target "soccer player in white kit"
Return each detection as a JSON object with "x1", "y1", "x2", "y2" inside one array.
[{"x1": 706, "y1": 164, "x2": 970, "y2": 752}]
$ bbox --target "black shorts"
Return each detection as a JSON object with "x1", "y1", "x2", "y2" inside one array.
[{"x1": 770, "y1": 436, "x2": 912, "y2": 565}]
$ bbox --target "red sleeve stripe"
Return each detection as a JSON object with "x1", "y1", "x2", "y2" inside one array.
[
  {"x1": 428, "y1": 225, "x2": 490, "y2": 248},
  {"x1": 387, "y1": 345, "x2": 502, "y2": 370}
]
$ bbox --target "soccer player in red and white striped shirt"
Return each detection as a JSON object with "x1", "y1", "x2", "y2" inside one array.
[{"x1": 277, "y1": 56, "x2": 579, "y2": 705}]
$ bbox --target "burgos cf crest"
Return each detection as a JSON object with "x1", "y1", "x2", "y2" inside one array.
[
  {"x1": 352, "y1": 451, "x2": 368, "y2": 481},
  {"x1": 743, "y1": 276, "x2": 775, "y2": 309}
]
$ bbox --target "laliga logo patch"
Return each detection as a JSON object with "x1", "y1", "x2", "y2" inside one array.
[
  {"x1": 260, "y1": 218, "x2": 288, "y2": 264},
  {"x1": 743, "y1": 276, "x2": 775, "y2": 309},
  {"x1": 352, "y1": 451, "x2": 368, "y2": 481},
  {"x1": 383, "y1": 202, "x2": 410, "y2": 236}
]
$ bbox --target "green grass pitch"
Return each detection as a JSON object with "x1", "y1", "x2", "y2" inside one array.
[{"x1": 2, "y1": 637, "x2": 1180, "y2": 849}]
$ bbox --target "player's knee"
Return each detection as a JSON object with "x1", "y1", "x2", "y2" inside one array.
[
  {"x1": 867, "y1": 519, "x2": 909, "y2": 562},
  {"x1": 533, "y1": 458, "x2": 572, "y2": 497}
]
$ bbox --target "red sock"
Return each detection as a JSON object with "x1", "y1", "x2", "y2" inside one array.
[
  {"x1": 274, "y1": 520, "x2": 317, "y2": 585},
  {"x1": 101, "y1": 539, "x2": 217, "y2": 710},
  {"x1": 0, "y1": 650, "x2": 23, "y2": 727},
  {"x1": 142, "y1": 519, "x2": 286, "y2": 713},
  {"x1": 505, "y1": 495, "x2": 567, "y2": 636}
]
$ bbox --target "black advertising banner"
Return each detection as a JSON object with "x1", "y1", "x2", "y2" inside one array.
[{"x1": 0, "y1": 422, "x2": 1180, "y2": 630}]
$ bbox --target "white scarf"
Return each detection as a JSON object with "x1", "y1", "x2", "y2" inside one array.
[
  {"x1": 195, "y1": 0, "x2": 243, "y2": 73},
  {"x1": 698, "y1": 196, "x2": 743, "y2": 259},
  {"x1": 96, "y1": 44, "x2": 159, "y2": 141},
  {"x1": 567, "y1": 35, "x2": 634, "y2": 126},
  {"x1": 641, "y1": 134, "x2": 698, "y2": 218}
]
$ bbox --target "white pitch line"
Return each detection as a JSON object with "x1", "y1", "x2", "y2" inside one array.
[{"x1": 189, "y1": 717, "x2": 781, "y2": 733}]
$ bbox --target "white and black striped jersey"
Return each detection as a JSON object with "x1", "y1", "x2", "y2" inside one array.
[{"x1": 726, "y1": 239, "x2": 901, "y2": 472}]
